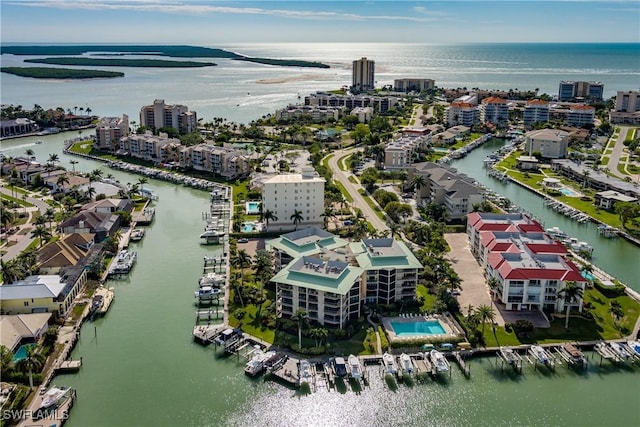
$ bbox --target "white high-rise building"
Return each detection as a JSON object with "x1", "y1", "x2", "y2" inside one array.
[
  {"x1": 352, "y1": 57, "x2": 375, "y2": 92},
  {"x1": 261, "y1": 168, "x2": 325, "y2": 231}
]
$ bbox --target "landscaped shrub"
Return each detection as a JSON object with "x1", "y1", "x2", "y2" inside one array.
[
  {"x1": 594, "y1": 281, "x2": 626, "y2": 297},
  {"x1": 233, "y1": 308, "x2": 246, "y2": 320},
  {"x1": 290, "y1": 344, "x2": 326, "y2": 355}
]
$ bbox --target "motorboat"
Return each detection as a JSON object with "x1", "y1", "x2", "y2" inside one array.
[
  {"x1": 90, "y1": 294, "x2": 104, "y2": 314},
  {"x1": 348, "y1": 354, "x2": 362, "y2": 380},
  {"x1": 560, "y1": 343, "x2": 587, "y2": 367},
  {"x1": 429, "y1": 350, "x2": 450, "y2": 373},
  {"x1": 529, "y1": 345, "x2": 550, "y2": 364},
  {"x1": 332, "y1": 357, "x2": 348, "y2": 378},
  {"x1": 499, "y1": 346, "x2": 518, "y2": 365},
  {"x1": 609, "y1": 342, "x2": 632, "y2": 360},
  {"x1": 298, "y1": 359, "x2": 313, "y2": 385},
  {"x1": 37, "y1": 386, "x2": 71, "y2": 411},
  {"x1": 213, "y1": 328, "x2": 243, "y2": 347},
  {"x1": 130, "y1": 228, "x2": 145, "y2": 241},
  {"x1": 199, "y1": 272, "x2": 226, "y2": 287},
  {"x1": 244, "y1": 348, "x2": 275, "y2": 376},
  {"x1": 382, "y1": 352, "x2": 397, "y2": 375},
  {"x1": 35, "y1": 140, "x2": 43, "y2": 144},
  {"x1": 108, "y1": 250, "x2": 137, "y2": 275},
  {"x1": 626, "y1": 340, "x2": 640, "y2": 357},
  {"x1": 399, "y1": 353, "x2": 413, "y2": 374},
  {"x1": 195, "y1": 286, "x2": 221, "y2": 299}
]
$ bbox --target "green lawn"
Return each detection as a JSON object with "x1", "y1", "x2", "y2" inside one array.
[
  {"x1": 228, "y1": 300, "x2": 276, "y2": 344},
  {"x1": 338, "y1": 154, "x2": 351, "y2": 171},
  {"x1": 1, "y1": 194, "x2": 34, "y2": 207},
  {"x1": 617, "y1": 161, "x2": 630, "y2": 176},
  {"x1": 360, "y1": 192, "x2": 386, "y2": 220},
  {"x1": 416, "y1": 284, "x2": 437, "y2": 312},
  {"x1": 69, "y1": 141, "x2": 94, "y2": 155},
  {"x1": 483, "y1": 326, "x2": 522, "y2": 347},
  {"x1": 334, "y1": 180, "x2": 353, "y2": 203}
]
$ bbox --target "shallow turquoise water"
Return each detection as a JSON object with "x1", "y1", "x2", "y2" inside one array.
[{"x1": 390, "y1": 320, "x2": 447, "y2": 336}]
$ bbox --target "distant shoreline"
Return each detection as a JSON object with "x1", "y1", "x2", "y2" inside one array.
[
  {"x1": 1, "y1": 66, "x2": 124, "y2": 79},
  {"x1": 24, "y1": 57, "x2": 217, "y2": 68}
]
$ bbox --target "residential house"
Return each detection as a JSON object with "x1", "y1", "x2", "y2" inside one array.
[
  {"x1": 59, "y1": 211, "x2": 120, "y2": 242},
  {"x1": 0, "y1": 268, "x2": 88, "y2": 318},
  {"x1": 0, "y1": 313, "x2": 52, "y2": 352},
  {"x1": 37, "y1": 233, "x2": 94, "y2": 274},
  {"x1": 594, "y1": 190, "x2": 637, "y2": 210}
]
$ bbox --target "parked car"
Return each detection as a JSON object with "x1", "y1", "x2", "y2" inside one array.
[
  {"x1": 343, "y1": 220, "x2": 353, "y2": 226},
  {"x1": 237, "y1": 238, "x2": 249, "y2": 243}
]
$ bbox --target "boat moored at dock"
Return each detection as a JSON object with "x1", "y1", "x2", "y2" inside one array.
[
  {"x1": 348, "y1": 354, "x2": 363, "y2": 380},
  {"x1": 429, "y1": 350, "x2": 450, "y2": 374},
  {"x1": 298, "y1": 359, "x2": 313, "y2": 386},
  {"x1": 383, "y1": 352, "x2": 397, "y2": 375},
  {"x1": 108, "y1": 249, "x2": 137, "y2": 276},
  {"x1": 399, "y1": 353, "x2": 414, "y2": 374}
]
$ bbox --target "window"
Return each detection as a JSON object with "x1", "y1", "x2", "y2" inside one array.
[{"x1": 24, "y1": 301, "x2": 29, "y2": 307}]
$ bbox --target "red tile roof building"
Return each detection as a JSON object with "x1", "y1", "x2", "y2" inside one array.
[{"x1": 467, "y1": 213, "x2": 586, "y2": 313}]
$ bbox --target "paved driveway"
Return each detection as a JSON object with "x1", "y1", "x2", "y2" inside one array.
[{"x1": 444, "y1": 233, "x2": 505, "y2": 325}]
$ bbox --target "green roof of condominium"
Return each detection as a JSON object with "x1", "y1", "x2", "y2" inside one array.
[
  {"x1": 269, "y1": 256, "x2": 363, "y2": 295},
  {"x1": 351, "y1": 238, "x2": 423, "y2": 270},
  {"x1": 266, "y1": 227, "x2": 350, "y2": 258}
]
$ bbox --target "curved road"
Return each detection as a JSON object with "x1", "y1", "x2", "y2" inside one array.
[{"x1": 326, "y1": 148, "x2": 389, "y2": 233}]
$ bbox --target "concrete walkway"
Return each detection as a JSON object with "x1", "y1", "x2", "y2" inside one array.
[{"x1": 604, "y1": 126, "x2": 630, "y2": 179}]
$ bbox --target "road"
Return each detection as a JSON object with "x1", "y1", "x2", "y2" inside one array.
[
  {"x1": 326, "y1": 148, "x2": 389, "y2": 233},
  {"x1": 1, "y1": 185, "x2": 52, "y2": 261},
  {"x1": 605, "y1": 126, "x2": 630, "y2": 179}
]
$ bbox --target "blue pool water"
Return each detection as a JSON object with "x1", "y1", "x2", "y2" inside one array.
[
  {"x1": 12, "y1": 343, "x2": 36, "y2": 362},
  {"x1": 390, "y1": 320, "x2": 446, "y2": 336},
  {"x1": 241, "y1": 223, "x2": 259, "y2": 233},
  {"x1": 433, "y1": 147, "x2": 450, "y2": 153},
  {"x1": 245, "y1": 201, "x2": 261, "y2": 215},
  {"x1": 559, "y1": 187, "x2": 580, "y2": 196},
  {"x1": 581, "y1": 270, "x2": 595, "y2": 281}
]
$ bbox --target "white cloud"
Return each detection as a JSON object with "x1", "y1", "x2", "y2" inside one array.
[{"x1": 8, "y1": 1, "x2": 442, "y2": 22}]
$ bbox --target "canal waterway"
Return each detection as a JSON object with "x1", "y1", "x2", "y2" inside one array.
[
  {"x1": 450, "y1": 139, "x2": 640, "y2": 290},
  {"x1": 2, "y1": 133, "x2": 640, "y2": 426}
]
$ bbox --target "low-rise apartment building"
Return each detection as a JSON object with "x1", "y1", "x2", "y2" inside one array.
[
  {"x1": 567, "y1": 105, "x2": 595, "y2": 127},
  {"x1": 275, "y1": 105, "x2": 342, "y2": 123},
  {"x1": 467, "y1": 212, "x2": 586, "y2": 313},
  {"x1": 609, "y1": 90, "x2": 640, "y2": 124},
  {"x1": 305, "y1": 92, "x2": 398, "y2": 114},
  {"x1": 393, "y1": 78, "x2": 435, "y2": 92},
  {"x1": 524, "y1": 129, "x2": 569, "y2": 159},
  {"x1": 410, "y1": 162, "x2": 484, "y2": 220},
  {"x1": 269, "y1": 232, "x2": 422, "y2": 328},
  {"x1": 446, "y1": 102, "x2": 479, "y2": 127},
  {"x1": 119, "y1": 131, "x2": 180, "y2": 162},
  {"x1": 383, "y1": 134, "x2": 430, "y2": 170},
  {"x1": 523, "y1": 99, "x2": 550, "y2": 125}
]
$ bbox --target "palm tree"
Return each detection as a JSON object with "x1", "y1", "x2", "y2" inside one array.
[
  {"x1": 25, "y1": 148, "x2": 35, "y2": 158},
  {"x1": 557, "y1": 281, "x2": 584, "y2": 329},
  {"x1": 291, "y1": 309, "x2": 308, "y2": 349},
  {"x1": 16, "y1": 345, "x2": 45, "y2": 389},
  {"x1": 388, "y1": 221, "x2": 400, "y2": 239},
  {"x1": 138, "y1": 177, "x2": 148, "y2": 196},
  {"x1": 69, "y1": 160, "x2": 78, "y2": 174},
  {"x1": 610, "y1": 300, "x2": 624, "y2": 322},
  {"x1": 476, "y1": 304, "x2": 495, "y2": 336},
  {"x1": 56, "y1": 174, "x2": 70, "y2": 192},
  {"x1": 290, "y1": 209, "x2": 304, "y2": 230},
  {"x1": 44, "y1": 207, "x2": 56, "y2": 232},
  {"x1": 47, "y1": 153, "x2": 59, "y2": 168},
  {"x1": 411, "y1": 175, "x2": 426, "y2": 193},
  {"x1": 234, "y1": 249, "x2": 252, "y2": 286},
  {"x1": 0, "y1": 259, "x2": 20, "y2": 284},
  {"x1": 487, "y1": 276, "x2": 501, "y2": 297},
  {"x1": 320, "y1": 206, "x2": 335, "y2": 229},
  {"x1": 260, "y1": 209, "x2": 277, "y2": 230},
  {"x1": 581, "y1": 169, "x2": 591, "y2": 189},
  {"x1": 85, "y1": 107, "x2": 92, "y2": 116},
  {"x1": 31, "y1": 224, "x2": 51, "y2": 248}
]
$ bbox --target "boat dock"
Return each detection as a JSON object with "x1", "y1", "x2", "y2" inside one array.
[
  {"x1": 132, "y1": 207, "x2": 155, "y2": 225},
  {"x1": 453, "y1": 351, "x2": 471, "y2": 377},
  {"x1": 94, "y1": 286, "x2": 114, "y2": 315},
  {"x1": 54, "y1": 358, "x2": 83, "y2": 374}
]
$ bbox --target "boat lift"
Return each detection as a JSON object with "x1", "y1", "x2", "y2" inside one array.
[{"x1": 496, "y1": 348, "x2": 523, "y2": 373}]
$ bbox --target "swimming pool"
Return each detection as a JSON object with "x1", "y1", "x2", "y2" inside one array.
[
  {"x1": 581, "y1": 270, "x2": 595, "y2": 281},
  {"x1": 241, "y1": 222, "x2": 263, "y2": 233},
  {"x1": 12, "y1": 343, "x2": 36, "y2": 362},
  {"x1": 389, "y1": 320, "x2": 447, "y2": 337},
  {"x1": 245, "y1": 201, "x2": 261, "y2": 215},
  {"x1": 559, "y1": 187, "x2": 580, "y2": 197}
]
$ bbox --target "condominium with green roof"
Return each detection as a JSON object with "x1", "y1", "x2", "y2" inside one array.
[{"x1": 268, "y1": 232, "x2": 423, "y2": 328}]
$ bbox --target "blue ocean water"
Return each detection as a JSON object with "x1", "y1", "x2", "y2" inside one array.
[{"x1": 1, "y1": 42, "x2": 638, "y2": 124}]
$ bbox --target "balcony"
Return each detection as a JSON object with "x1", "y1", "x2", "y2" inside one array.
[{"x1": 507, "y1": 296, "x2": 523, "y2": 303}]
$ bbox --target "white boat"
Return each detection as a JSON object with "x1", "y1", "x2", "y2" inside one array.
[
  {"x1": 499, "y1": 347, "x2": 517, "y2": 365},
  {"x1": 382, "y1": 352, "x2": 397, "y2": 375},
  {"x1": 609, "y1": 342, "x2": 632, "y2": 360},
  {"x1": 348, "y1": 354, "x2": 362, "y2": 379},
  {"x1": 108, "y1": 250, "x2": 137, "y2": 275},
  {"x1": 195, "y1": 286, "x2": 221, "y2": 299},
  {"x1": 429, "y1": 350, "x2": 450, "y2": 373},
  {"x1": 626, "y1": 340, "x2": 640, "y2": 357},
  {"x1": 38, "y1": 386, "x2": 71, "y2": 410},
  {"x1": 529, "y1": 345, "x2": 550, "y2": 364},
  {"x1": 399, "y1": 353, "x2": 413, "y2": 374},
  {"x1": 199, "y1": 272, "x2": 226, "y2": 287},
  {"x1": 244, "y1": 349, "x2": 275, "y2": 376},
  {"x1": 130, "y1": 228, "x2": 145, "y2": 241},
  {"x1": 298, "y1": 359, "x2": 313, "y2": 385}
]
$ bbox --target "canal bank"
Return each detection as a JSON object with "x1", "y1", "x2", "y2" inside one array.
[
  {"x1": 449, "y1": 138, "x2": 640, "y2": 290},
  {"x1": 2, "y1": 133, "x2": 640, "y2": 427}
]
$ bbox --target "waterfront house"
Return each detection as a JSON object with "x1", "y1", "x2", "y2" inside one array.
[
  {"x1": 516, "y1": 155, "x2": 539, "y2": 171},
  {"x1": 0, "y1": 313, "x2": 52, "y2": 353},
  {"x1": 0, "y1": 269, "x2": 87, "y2": 318},
  {"x1": 551, "y1": 159, "x2": 640, "y2": 200},
  {"x1": 45, "y1": 172, "x2": 89, "y2": 194},
  {"x1": 59, "y1": 211, "x2": 120, "y2": 242},
  {"x1": 37, "y1": 233, "x2": 94, "y2": 274},
  {"x1": 0, "y1": 118, "x2": 38, "y2": 138},
  {"x1": 83, "y1": 198, "x2": 133, "y2": 215}
]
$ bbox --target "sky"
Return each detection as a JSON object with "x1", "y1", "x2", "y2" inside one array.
[{"x1": 1, "y1": 1, "x2": 639, "y2": 44}]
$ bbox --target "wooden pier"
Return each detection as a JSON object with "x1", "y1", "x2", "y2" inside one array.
[
  {"x1": 196, "y1": 308, "x2": 223, "y2": 322},
  {"x1": 54, "y1": 358, "x2": 83, "y2": 373},
  {"x1": 193, "y1": 324, "x2": 224, "y2": 343},
  {"x1": 453, "y1": 351, "x2": 471, "y2": 377}
]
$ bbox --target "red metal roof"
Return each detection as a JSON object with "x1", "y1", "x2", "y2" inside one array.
[{"x1": 525, "y1": 243, "x2": 568, "y2": 254}]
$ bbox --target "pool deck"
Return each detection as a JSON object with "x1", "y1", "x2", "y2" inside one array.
[{"x1": 381, "y1": 315, "x2": 461, "y2": 343}]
